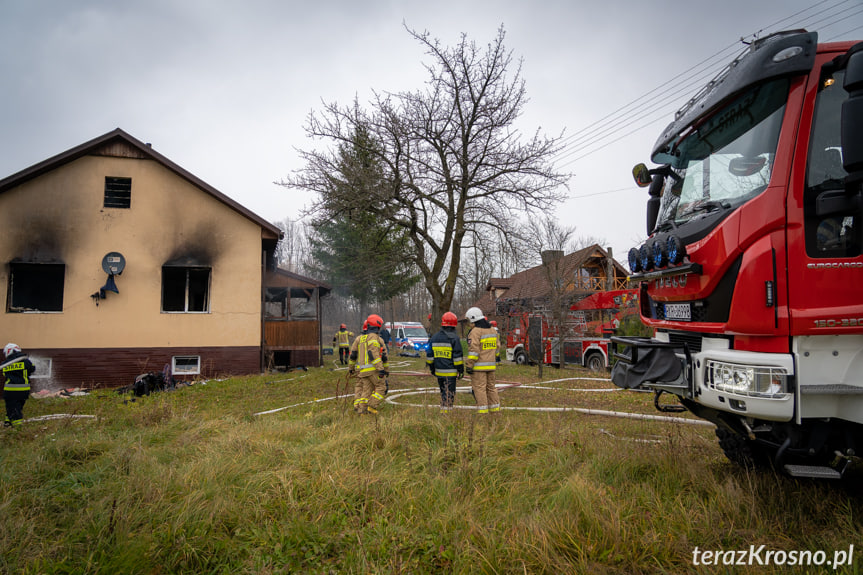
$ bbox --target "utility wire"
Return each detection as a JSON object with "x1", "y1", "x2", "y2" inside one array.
[{"x1": 554, "y1": 0, "x2": 862, "y2": 177}]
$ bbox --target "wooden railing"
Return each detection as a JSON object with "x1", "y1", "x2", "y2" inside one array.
[{"x1": 264, "y1": 320, "x2": 319, "y2": 349}]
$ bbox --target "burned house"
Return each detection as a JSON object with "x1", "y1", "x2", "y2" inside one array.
[{"x1": 0, "y1": 128, "x2": 327, "y2": 388}]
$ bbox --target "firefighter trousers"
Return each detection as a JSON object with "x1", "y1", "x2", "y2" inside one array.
[
  {"x1": 361, "y1": 375, "x2": 388, "y2": 413},
  {"x1": 3, "y1": 390, "x2": 28, "y2": 427},
  {"x1": 339, "y1": 347, "x2": 349, "y2": 365},
  {"x1": 470, "y1": 371, "x2": 500, "y2": 414},
  {"x1": 437, "y1": 376, "x2": 457, "y2": 411}
]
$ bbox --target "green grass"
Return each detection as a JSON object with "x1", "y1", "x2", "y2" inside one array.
[{"x1": 2, "y1": 358, "x2": 862, "y2": 574}]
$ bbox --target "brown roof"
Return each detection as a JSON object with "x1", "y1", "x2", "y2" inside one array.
[
  {"x1": 0, "y1": 128, "x2": 283, "y2": 242},
  {"x1": 470, "y1": 244, "x2": 629, "y2": 311},
  {"x1": 266, "y1": 267, "x2": 332, "y2": 292}
]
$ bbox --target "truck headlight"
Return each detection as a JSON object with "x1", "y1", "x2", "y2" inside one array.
[{"x1": 705, "y1": 360, "x2": 789, "y2": 398}]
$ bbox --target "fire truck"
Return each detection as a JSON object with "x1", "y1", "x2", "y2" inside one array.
[
  {"x1": 506, "y1": 289, "x2": 637, "y2": 370},
  {"x1": 611, "y1": 30, "x2": 863, "y2": 478}
]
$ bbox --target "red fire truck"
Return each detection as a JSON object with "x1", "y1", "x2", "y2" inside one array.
[
  {"x1": 611, "y1": 31, "x2": 863, "y2": 478},
  {"x1": 506, "y1": 289, "x2": 637, "y2": 370}
]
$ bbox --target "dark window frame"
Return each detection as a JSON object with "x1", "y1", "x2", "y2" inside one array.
[
  {"x1": 104, "y1": 176, "x2": 132, "y2": 209},
  {"x1": 161, "y1": 266, "x2": 211, "y2": 313},
  {"x1": 7, "y1": 262, "x2": 65, "y2": 312}
]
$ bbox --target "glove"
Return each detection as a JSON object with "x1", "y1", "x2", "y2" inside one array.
[
  {"x1": 348, "y1": 366, "x2": 355, "y2": 375},
  {"x1": 378, "y1": 370, "x2": 387, "y2": 379},
  {"x1": 466, "y1": 367, "x2": 474, "y2": 375},
  {"x1": 496, "y1": 356, "x2": 501, "y2": 363},
  {"x1": 457, "y1": 370, "x2": 464, "y2": 380}
]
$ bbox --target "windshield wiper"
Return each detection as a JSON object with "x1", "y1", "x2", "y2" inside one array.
[{"x1": 686, "y1": 199, "x2": 731, "y2": 216}]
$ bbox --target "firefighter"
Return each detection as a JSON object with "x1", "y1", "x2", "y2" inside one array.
[
  {"x1": 2, "y1": 343, "x2": 35, "y2": 428},
  {"x1": 464, "y1": 307, "x2": 501, "y2": 414},
  {"x1": 426, "y1": 311, "x2": 464, "y2": 413},
  {"x1": 348, "y1": 320, "x2": 370, "y2": 411},
  {"x1": 332, "y1": 323, "x2": 354, "y2": 365},
  {"x1": 348, "y1": 314, "x2": 389, "y2": 415}
]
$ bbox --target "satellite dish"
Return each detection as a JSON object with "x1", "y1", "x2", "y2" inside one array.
[{"x1": 102, "y1": 252, "x2": 126, "y2": 275}]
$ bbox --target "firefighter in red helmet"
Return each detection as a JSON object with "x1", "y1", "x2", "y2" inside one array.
[
  {"x1": 348, "y1": 314, "x2": 389, "y2": 414},
  {"x1": 426, "y1": 311, "x2": 464, "y2": 413},
  {"x1": 332, "y1": 323, "x2": 354, "y2": 365}
]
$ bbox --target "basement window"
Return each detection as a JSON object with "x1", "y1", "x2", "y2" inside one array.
[
  {"x1": 7, "y1": 262, "x2": 65, "y2": 312},
  {"x1": 104, "y1": 177, "x2": 132, "y2": 209},
  {"x1": 172, "y1": 355, "x2": 201, "y2": 375},
  {"x1": 162, "y1": 267, "x2": 211, "y2": 312}
]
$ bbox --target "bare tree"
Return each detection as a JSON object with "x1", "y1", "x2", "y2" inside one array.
[
  {"x1": 274, "y1": 217, "x2": 313, "y2": 274},
  {"x1": 283, "y1": 25, "x2": 569, "y2": 326}
]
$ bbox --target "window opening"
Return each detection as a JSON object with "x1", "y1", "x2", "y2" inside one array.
[
  {"x1": 162, "y1": 267, "x2": 210, "y2": 312},
  {"x1": 804, "y1": 68, "x2": 860, "y2": 258},
  {"x1": 7, "y1": 262, "x2": 65, "y2": 312},
  {"x1": 104, "y1": 177, "x2": 131, "y2": 209},
  {"x1": 172, "y1": 356, "x2": 201, "y2": 375}
]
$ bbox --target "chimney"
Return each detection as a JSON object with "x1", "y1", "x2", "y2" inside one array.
[{"x1": 606, "y1": 247, "x2": 614, "y2": 290}]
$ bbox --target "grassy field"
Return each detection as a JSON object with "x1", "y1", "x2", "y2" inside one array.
[{"x1": 2, "y1": 357, "x2": 862, "y2": 574}]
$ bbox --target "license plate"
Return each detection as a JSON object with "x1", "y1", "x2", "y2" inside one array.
[{"x1": 665, "y1": 303, "x2": 691, "y2": 321}]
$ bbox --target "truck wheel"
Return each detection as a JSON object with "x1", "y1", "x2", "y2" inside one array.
[
  {"x1": 586, "y1": 353, "x2": 605, "y2": 372},
  {"x1": 514, "y1": 350, "x2": 527, "y2": 365},
  {"x1": 715, "y1": 428, "x2": 773, "y2": 469}
]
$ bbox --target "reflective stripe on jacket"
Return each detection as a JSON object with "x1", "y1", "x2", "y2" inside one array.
[
  {"x1": 466, "y1": 326, "x2": 497, "y2": 372},
  {"x1": 426, "y1": 327, "x2": 463, "y2": 377},
  {"x1": 349, "y1": 333, "x2": 385, "y2": 375},
  {"x1": 334, "y1": 329, "x2": 353, "y2": 348},
  {"x1": 2, "y1": 353, "x2": 34, "y2": 391}
]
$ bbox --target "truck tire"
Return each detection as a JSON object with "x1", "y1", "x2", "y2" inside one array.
[
  {"x1": 715, "y1": 428, "x2": 773, "y2": 469},
  {"x1": 514, "y1": 349, "x2": 527, "y2": 365},
  {"x1": 585, "y1": 352, "x2": 605, "y2": 372}
]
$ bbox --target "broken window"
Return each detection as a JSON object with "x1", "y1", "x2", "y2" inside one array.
[
  {"x1": 162, "y1": 267, "x2": 210, "y2": 312},
  {"x1": 265, "y1": 287, "x2": 288, "y2": 318},
  {"x1": 104, "y1": 177, "x2": 132, "y2": 208},
  {"x1": 7, "y1": 262, "x2": 65, "y2": 312},
  {"x1": 172, "y1": 355, "x2": 201, "y2": 375},
  {"x1": 290, "y1": 296, "x2": 315, "y2": 318}
]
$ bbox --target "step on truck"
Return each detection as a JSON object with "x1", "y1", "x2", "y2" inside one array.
[{"x1": 611, "y1": 30, "x2": 863, "y2": 479}]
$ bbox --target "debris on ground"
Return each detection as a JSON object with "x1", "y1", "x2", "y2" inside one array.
[{"x1": 31, "y1": 388, "x2": 91, "y2": 399}]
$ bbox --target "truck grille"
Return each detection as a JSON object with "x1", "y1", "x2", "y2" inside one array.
[{"x1": 660, "y1": 330, "x2": 733, "y2": 355}]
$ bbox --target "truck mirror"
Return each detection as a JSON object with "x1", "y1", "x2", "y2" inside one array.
[
  {"x1": 729, "y1": 155, "x2": 767, "y2": 176},
  {"x1": 632, "y1": 163, "x2": 652, "y2": 187}
]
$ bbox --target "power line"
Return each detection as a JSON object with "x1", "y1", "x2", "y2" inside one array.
[{"x1": 553, "y1": 0, "x2": 860, "y2": 168}]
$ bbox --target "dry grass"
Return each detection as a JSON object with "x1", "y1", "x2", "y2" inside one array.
[{"x1": 1, "y1": 358, "x2": 861, "y2": 574}]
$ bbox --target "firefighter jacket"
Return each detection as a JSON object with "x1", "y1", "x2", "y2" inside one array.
[
  {"x1": 2, "y1": 351, "x2": 35, "y2": 392},
  {"x1": 348, "y1": 329, "x2": 388, "y2": 376},
  {"x1": 426, "y1": 326, "x2": 464, "y2": 377},
  {"x1": 466, "y1": 322, "x2": 498, "y2": 372},
  {"x1": 333, "y1": 328, "x2": 353, "y2": 349}
]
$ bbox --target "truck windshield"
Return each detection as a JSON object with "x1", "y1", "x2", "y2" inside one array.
[
  {"x1": 654, "y1": 78, "x2": 790, "y2": 229},
  {"x1": 404, "y1": 327, "x2": 427, "y2": 337}
]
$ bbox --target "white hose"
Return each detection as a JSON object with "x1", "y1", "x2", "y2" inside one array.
[{"x1": 254, "y1": 378, "x2": 711, "y2": 427}]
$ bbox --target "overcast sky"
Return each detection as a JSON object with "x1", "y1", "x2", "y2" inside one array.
[{"x1": 1, "y1": 0, "x2": 861, "y2": 267}]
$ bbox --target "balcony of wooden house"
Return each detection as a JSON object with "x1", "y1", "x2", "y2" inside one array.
[{"x1": 263, "y1": 269, "x2": 331, "y2": 370}]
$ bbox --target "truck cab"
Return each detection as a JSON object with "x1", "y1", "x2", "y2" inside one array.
[{"x1": 612, "y1": 31, "x2": 863, "y2": 478}]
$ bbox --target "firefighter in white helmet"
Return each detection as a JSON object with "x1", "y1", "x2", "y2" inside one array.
[
  {"x1": 348, "y1": 314, "x2": 389, "y2": 415},
  {"x1": 464, "y1": 307, "x2": 501, "y2": 414},
  {"x1": 2, "y1": 343, "x2": 35, "y2": 428}
]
